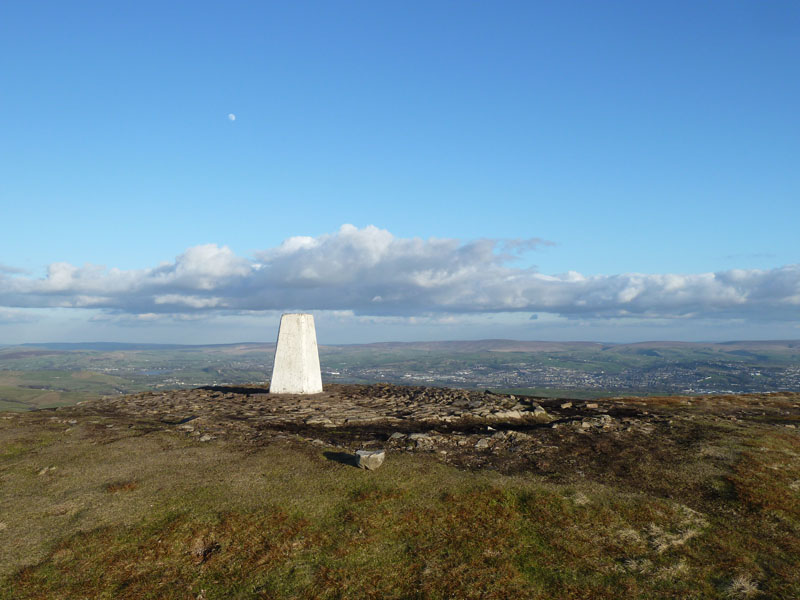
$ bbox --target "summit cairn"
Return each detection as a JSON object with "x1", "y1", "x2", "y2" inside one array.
[{"x1": 269, "y1": 313, "x2": 323, "y2": 394}]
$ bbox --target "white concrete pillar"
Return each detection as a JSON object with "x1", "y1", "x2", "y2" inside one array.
[{"x1": 269, "y1": 313, "x2": 323, "y2": 394}]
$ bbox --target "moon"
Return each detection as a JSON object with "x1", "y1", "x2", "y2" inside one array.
[{"x1": 227, "y1": 113, "x2": 236, "y2": 121}]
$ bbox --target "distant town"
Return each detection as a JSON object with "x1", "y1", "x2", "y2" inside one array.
[{"x1": 323, "y1": 359, "x2": 800, "y2": 396}]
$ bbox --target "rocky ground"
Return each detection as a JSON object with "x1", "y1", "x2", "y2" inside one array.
[{"x1": 40, "y1": 383, "x2": 800, "y2": 482}]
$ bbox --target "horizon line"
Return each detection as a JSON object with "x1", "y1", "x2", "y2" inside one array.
[{"x1": 4, "y1": 338, "x2": 800, "y2": 348}]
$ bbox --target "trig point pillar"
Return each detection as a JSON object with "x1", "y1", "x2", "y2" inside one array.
[{"x1": 269, "y1": 313, "x2": 323, "y2": 394}]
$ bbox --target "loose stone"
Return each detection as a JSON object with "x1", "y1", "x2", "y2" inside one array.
[{"x1": 355, "y1": 450, "x2": 385, "y2": 470}]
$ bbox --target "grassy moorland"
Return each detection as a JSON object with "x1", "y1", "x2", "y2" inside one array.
[
  {"x1": 0, "y1": 370, "x2": 134, "y2": 412},
  {"x1": 0, "y1": 388, "x2": 798, "y2": 599}
]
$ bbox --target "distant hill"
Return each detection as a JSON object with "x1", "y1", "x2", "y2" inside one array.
[
  {"x1": 336, "y1": 340, "x2": 609, "y2": 353},
  {"x1": 12, "y1": 339, "x2": 800, "y2": 354},
  {"x1": 19, "y1": 342, "x2": 266, "y2": 351},
  {"x1": 326, "y1": 339, "x2": 800, "y2": 355}
]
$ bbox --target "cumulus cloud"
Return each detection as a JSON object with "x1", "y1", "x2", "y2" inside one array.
[{"x1": 0, "y1": 225, "x2": 798, "y2": 322}]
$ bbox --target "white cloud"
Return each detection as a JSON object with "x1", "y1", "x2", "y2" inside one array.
[
  {"x1": 154, "y1": 294, "x2": 227, "y2": 308},
  {"x1": 0, "y1": 225, "x2": 798, "y2": 323}
]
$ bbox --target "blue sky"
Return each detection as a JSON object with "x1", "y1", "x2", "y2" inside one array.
[{"x1": 1, "y1": 1, "x2": 798, "y2": 344}]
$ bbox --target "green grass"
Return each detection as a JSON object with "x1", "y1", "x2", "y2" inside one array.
[
  {"x1": 0, "y1": 385, "x2": 93, "y2": 412},
  {"x1": 0, "y1": 371, "x2": 136, "y2": 411}
]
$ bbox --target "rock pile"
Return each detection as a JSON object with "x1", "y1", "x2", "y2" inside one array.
[
  {"x1": 85, "y1": 383, "x2": 560, "y2": 433},
  {"x1": 61, "y1": 383, "x2": 676, "y2": 471},
  {"x1": 42, "y1": 383, "x2": 798, "y2": 477}
]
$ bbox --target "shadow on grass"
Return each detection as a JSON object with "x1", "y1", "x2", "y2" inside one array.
[{"x1": 323, "y1": 451, "x2": 358, "y2": 467}]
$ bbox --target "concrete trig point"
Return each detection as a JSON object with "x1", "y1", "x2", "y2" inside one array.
[{"x1": 269, "y1": 313, "x2": 323, "y2": 394}]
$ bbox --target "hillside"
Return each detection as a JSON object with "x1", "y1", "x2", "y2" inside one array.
[{"x1": 1, "y1": 383, "x2": 798, "y2": 598}]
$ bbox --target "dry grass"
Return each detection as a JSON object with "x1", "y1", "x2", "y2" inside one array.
[{"x1": 724, "y1": 574, "x2": 760, "y2": 599}]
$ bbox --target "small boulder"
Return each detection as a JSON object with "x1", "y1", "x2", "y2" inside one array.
[{"x1": 356, "y1": 450, "x2": 386, "y2": 471}]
